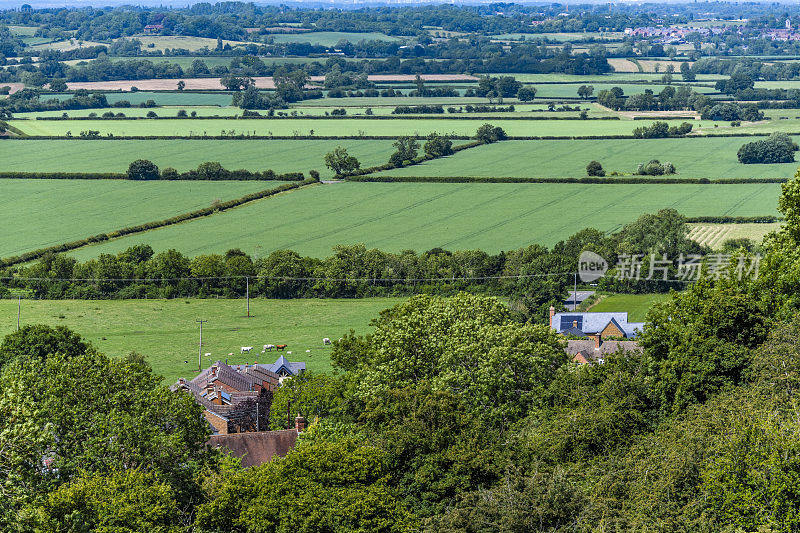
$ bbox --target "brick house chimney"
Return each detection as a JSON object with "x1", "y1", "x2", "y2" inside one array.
[
  {"x1": 573, "y1": 320, "x2": 578, "y2": 329},
  {"x1": 593, "y1": 333, "x2": 602, "y2": 350},
  {"x1": 294, "y1": 415, "x2": 306, "y2": 433},
  {"x1": 549, "y1": 306, "x2": 555, "y2": 327}
]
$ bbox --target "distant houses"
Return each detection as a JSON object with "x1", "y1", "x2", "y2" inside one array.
[{"x1": 549, "y1": 307, "x2": 643, "y2": 364}]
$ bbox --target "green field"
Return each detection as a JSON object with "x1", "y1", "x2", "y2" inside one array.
[
  {"x1": 588, "y1": 293, "x2": 670, "y2": 321},
  {"x1": 65, "y1": 181, "x2": 781, "y2": 260},
  {"x1": 0, "y1": 139, "x2": 394, "y2": 176},
  {"x1": 372, "y1": 137, "x2": 800, "y2": 180},
  {"x1": 14, "y1": 106, "x2": 241, "y2": 118},
  {"x1": 0, "y1": 298, "x2": 403, "y2": 383},
  {"x1": 531, "y1": 82, "x2": 717, "y2": 98},
  {"x1": 47, "y1": 91, "x2": 234, "y2": 106},
  {"x1": 269, "y1": 31, "x2": 403, "y2": 46},
  {"x1": 0, "y1": 180, "x2": 284, "y2": 258},
  {"x1": 8, "y1": 116, "x2": 722, "y2": 138}
]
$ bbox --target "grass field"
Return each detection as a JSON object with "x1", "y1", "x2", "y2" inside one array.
[
  {"x1": 8, "y1": 116, "x2": 722, "y2": 138},
  {"x1": 532, "y1": 82, "x2": 717, "y2": 98},
  {"x1": 372, "y1": 137, "x2": 800, "y2": 180},
  {"x1": 269, "y1": 31, "x2": 403, "y2": 46},
  {"x1": 121, "y1": 36, "x2": 259, "y2": 52},
  {"x1": 0, "y1": 298, "x2": 403, "y2": 383},
  {"x1": 64, "y1": 181, "x2": 781, "y2": 260},
  {"x1": 588, "y1": 293, "x2": 670, "y2": 321},
  {"x1": 688, "y1": 223, "x2": 782, "y2": 248},
  {"x1": 47, "y1": 91, "x2": 234, "y2": 106},
  {"x1": 0, "y1": 139, "x2": 394, "y2": 177},
  {"x1": 0, "y1": 180, "x2": 284, "y2": 258}
]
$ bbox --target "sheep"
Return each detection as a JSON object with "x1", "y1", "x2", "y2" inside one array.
[
  {"x1": 204, "y1": 352, "x2": 211, "y2": 357},
  {"x1": 264, "y1": 344, "x2": 275, "y2": 351},
  {"x1": 323, "y1": 337, "x2": 331, "y2": 345},
  {"x1": 241, "y1": 346, "x2": 253, "y2": 354}
]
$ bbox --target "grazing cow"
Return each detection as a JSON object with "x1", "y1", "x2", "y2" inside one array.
[
  {"x1": 276, "y1": 344, "x2": 287, "y2": 351},
  {"x1": 323, "y1": 337, "x2": 331, "y2": 345},
  {"x1": 264, "y1": 344, "x2": 275, "y2": 352},
  {"x1": 241, "y1": 346, "x2": 253, "y2": 354}
]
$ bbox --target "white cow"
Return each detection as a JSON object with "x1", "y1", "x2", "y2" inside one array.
[
  {"x1": 323, "y1": 337, "x2": 331, "y2": 345},
  {"x1": 204, "y1": 353, "x2": 211, "y2": 357},
  {"x1": 264, "y1": 344, "x2": 276, "y2": 351},
  {"x1": 241, "y1": 346, "x2": 253, "y2": 354}
]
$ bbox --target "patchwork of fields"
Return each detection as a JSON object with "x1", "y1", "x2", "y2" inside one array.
[
  {"x1": 63, "y1": 181, "x2": 781, "y2": 260},
  {"x1": 0, "y1": 298, "x2": 402, "y2": 383}
]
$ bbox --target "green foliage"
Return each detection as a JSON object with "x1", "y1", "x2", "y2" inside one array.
[
  {"x1": 126, "y1": 159, "x2": 159, "y2": 180},
  {"x1": 388, "y1": 136, "x2": 419, "y2": 167},
  {"x1": 270, "y1": 371, "x2": 344, "y2": 430},
  {"x1": 738, "y1": 132, "x2": 798, "y2": 164},
  {"x1": 475, "y1": 123, "x2": 507, "y2": 143},
  {"x1": 335, "y1": 293, "x2": 566, "y2": 429},
  {"x1": 586, "y1": 160, "x2": 604, "y2": 176},
  {"x1": 31, "y1": 469, "x2": 182, "y2": 532},
  {"x1": 516, "y1": 86, "x2": 537, "y2": 102},
  {"x1": 0, "y1": 324, "x2": 90, "y2": 371},
  {"x1": 635, "y1": 159, "x2": 675, "y2": 175},
  {"x1": 423, "y1": 132, "x2": 453, "y2": 158},
  {"x1": 324, "y1": 146, "x2": 361, "y2": 176},
  {"x1": 640, "y1": 277, "x2": 769, "y2": 412},
  {"x1": 195, "y1": 439, "x2": 415, "y2": 532}
]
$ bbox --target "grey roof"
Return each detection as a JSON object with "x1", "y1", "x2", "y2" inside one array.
[
  {"x1": 553, "y1": 312, "x2": 629, "y2": 334},
  {"x1": 267, "y1": 355, "x2": 306, "y2": 376},
  {"x1": 564, "y1": 290, "x2": 595, "y2": 305}
]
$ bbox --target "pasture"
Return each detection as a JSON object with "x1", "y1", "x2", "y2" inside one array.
[
  {"x1": 46, "y1": 91, "x2": 233, "y2": 106},
  {"x1": 0, "y1": 297, "x2": 403, "y2": 383},
  {"x1": 9, "y1": 116, "x2": 722, "y2": 138},
  {"x1": 0, "y1": 139, "x2": 394, "y2": 176},
  {"x1": 371, "y1": 137, "x2": 800, "y2": 180},
  {"x1": 65, "y1": 181, "x2": 781, "y2": 260},
  {"x1": 588, "y1": 293, "x2": 670, "y2": 321},
  {"x1": 121, "y1": 35, "x2": 260, "y2": 52},
  {"x1": 0, "y1": 179, "x2": 283, "y2": 258}
]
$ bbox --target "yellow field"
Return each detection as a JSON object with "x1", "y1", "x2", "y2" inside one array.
[{"x1": 688, "y1": 223, "x2": 782, "y2": 248}]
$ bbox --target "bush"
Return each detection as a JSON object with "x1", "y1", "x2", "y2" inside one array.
[
  {"x1": 161, "y1": 167, "x2": 179, "y2": 180},
  {"x1": 127, "y1": 159, "x2": 160, "y2": 180},
  {"x1": 176, "y1": 109, "x2": 188, "y2": 118},
  {"x1": 146, "y1": 110, "x2": 157, "y2": 118},
  {"x1": 424, "y1": 132, "x2": 454, "y2": 158},
  {"x1": 516, "y1": 86, "x2": 537, "y2": 102},
  {"x1": 738, "y1": 132, "x2": 798, "y2": 164},
  {"x1": 635, "y1": 159, "x2": 676, "y2": 176},
  {"x1": 586, "y1": 161, "x2": 605, "y2": 176},
  {"x1": 476, "y1": 123, "x2": 507, "y2": 143}
]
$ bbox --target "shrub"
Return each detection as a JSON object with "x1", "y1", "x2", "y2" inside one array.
[
  {"x1": 195, "y1": 161, "x2": 227, "y2": 180},
  {"x1": 146, "y1": 110, "x2": 157, "y2": 118},
  {"x1": 635, "y1": 159, "x2": 676, "y2": 176},
  {"x1": 161, "y1": 167, "x2": 179, "y2": 180},
  {"x1": 127, "y1": 160, "x2": 160, "y2": 181},
  {"x1": 516, "y1": 86, "x2": 537, "y2": 102},
  {"x1": 586, "y1": 161, "x2": 605, "y2": 177},
  {"x1": 476, "y1": 123, "x2": 507, "y2": 143},
  {"x1": 424, "y1": 132, "x2": 454, "y2": 158},
  {"x1": 176, "y1": 109, "x2": 188, "y2": 118}
]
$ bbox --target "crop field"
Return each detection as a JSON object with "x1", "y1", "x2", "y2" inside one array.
[
  {"x1": 269, "y1": 31, "x2": 403, "y2": 46},
  {"x1": 688, "y1": 223, "x2": 782, "y2": 248},
  {"x1": 28, "y1": 40, "x2": 106, "y2": 51},
  {"x1": 47, "y1": 91, "x2": 233, "y2": 106},
  {"x1": 493, "y1": 73, "x2": 726, "y2": 82},
  {"x1": 372, "y1": 137, "x2": 800, "y2": 180},
  {"x1": 0, "y1": 139, "x2": 394, "y2": 176},
  {"x1": 9, "y1": 116, "x2": 721, "y2": 138},
  {"x1": 65, "y1": 181, "x2": 781, "y2": 261},
  {"x1": 532, "y1": 82, "x2": 717, "y2": 98},
  {"x1": 588, "y1": 293, "x2": 670, "y2": 321},
  {"x1": 14, "y1": 106, "x2": 242, "y2": 119},
  {"x1": 0, "y1": 179, "x2": 283, "y2": 258},
  {"x1": 0, "y1": 297, "x2": 403, "y2": 383}
]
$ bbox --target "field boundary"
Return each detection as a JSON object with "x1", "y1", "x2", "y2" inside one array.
[
  {"x1": 349, "y1": 175, "x2": 791, "y2": 185},
  {"x1": 0, "y1": 178, "x2": 318, "y2": 268}
]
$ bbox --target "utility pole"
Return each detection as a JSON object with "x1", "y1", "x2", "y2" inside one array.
[
  {"x1": 196, "y1": 319, "x2": 208, "y2": 371},
  {"x1": 573, "y1": 272, "x2": 577, "y2": 311},
  {"x1": 246, "y1": 276, "x2": 250, "y2": 318},
  {"x1": 17, "y1": 295, "x2": 21, "y2": 330}
]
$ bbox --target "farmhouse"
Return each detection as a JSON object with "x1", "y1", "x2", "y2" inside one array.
[
  {"x1": 549, "y1": 308, "x2": 643, "y2": 339},
  {"x1": 267, "y1": 354, "x2": 306, "y2": 378},
  {"x1": 566, "y1": 337, "x2": 642, "y2": 364}
]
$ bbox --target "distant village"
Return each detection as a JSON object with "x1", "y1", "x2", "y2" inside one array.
[{"x1": 626, "y1": 19, "x2": 800, "y2": 43}]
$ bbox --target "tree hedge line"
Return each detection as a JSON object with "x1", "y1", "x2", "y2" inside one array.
[
  {"x1": 684, "y1": 215, "x2": 782, "y2": 223},
  {"x1": 345, "y1": 140, "x2": 484, "y2": 177},
  {"x1": 0, "y1": 179, "x2": 317, "y2": 268},
  {"x1": 0, "y1": 170, "x2": 305, "y2": 181},
  {"x1": 347, "y1": 175, "x2": 789, "y2": 185}
]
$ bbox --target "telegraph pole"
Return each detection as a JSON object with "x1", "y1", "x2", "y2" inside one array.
[
  {"x1": 573, "y1": 272, "x2": 578, "y2": 311},
  {"x1": 17, "y1": 295, "x2": 21, "y2": 330},
  {"x1": 246, "y1": 276, "x2": 250, "y2": 318},
  {"x1": 196, "y1": 319, "x2": 208, "y2": 371}
]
